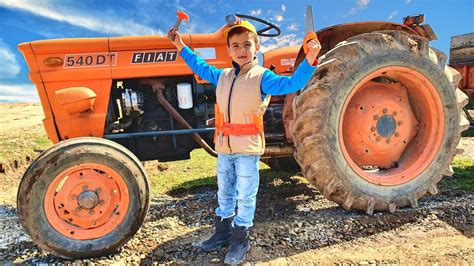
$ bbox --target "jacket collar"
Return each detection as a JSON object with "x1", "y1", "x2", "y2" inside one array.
[{"x1": 232, "y1": 57, "x2": 258, "y2": 76}]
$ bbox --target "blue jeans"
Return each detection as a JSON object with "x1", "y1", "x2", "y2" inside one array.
[{"x1": 215, "y1": 153, "x2": 260, "y2": 228}]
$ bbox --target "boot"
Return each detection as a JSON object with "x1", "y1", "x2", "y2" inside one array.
[
  {"x1": 192, "y1": 216, "x2": 232, "y2": 251},
  {"x1": 224, "y1": 225, "x2": 251, "y2": 265}
]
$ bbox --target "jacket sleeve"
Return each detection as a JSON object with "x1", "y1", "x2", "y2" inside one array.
[
  {"x1": 261, "y1": 58, "x2": 317, "y2": 96},
  {"x1": 180, "y1": 46, "x2": 222, "y2": 87}
]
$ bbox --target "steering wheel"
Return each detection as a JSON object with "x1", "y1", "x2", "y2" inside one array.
[{"x1": 234, "y1": 14, "x2": 281, "y2": 37}]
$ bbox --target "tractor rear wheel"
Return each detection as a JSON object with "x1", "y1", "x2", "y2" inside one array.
[
  {"x1": 17, "y1": 137, "x2": 150, "y2": 258},
  {"x1": 290, "y1": 31, "x2": 469, "y2": 214}
]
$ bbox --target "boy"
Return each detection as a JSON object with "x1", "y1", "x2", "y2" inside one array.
[{"x1": 168, "y1": 19, "x2": 320, "y2": 264}]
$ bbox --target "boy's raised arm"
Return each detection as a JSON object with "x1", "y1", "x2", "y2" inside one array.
[
  {"x1": 261, "y1": 39, "x2": 321, "y2": 95},
  {"x1": 261, "y1": 58, "x2": 316, "y2": 95},
  {"x1": 168, "y1": 29, "x2": 222, "y2": 86}
]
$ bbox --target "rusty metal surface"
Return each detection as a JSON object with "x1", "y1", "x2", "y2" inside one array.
[
  {"x1": 450, "y1": 33, "x2": 474, "y2": 65},
  {"x1": 261, "y1": 144, "x2": 294, "y2": 158},
  {"x1": 316, "y1": 21, "x2": 419, "y2": 56},
  {"x1": 451, "y1": 65, "x2": 474, "y2": 100},
  {"x1": 450, "y1": 33, "x2": 474, "y2": 100}
]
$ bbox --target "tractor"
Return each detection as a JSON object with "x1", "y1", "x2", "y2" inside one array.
[{"x1": 17, "y1": 7, "x2": 469, "y2": 258}]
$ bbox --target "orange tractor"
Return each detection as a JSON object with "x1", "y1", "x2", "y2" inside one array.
[{"x1": 18, "y1": 8, "x2": 469, "y2": 258}]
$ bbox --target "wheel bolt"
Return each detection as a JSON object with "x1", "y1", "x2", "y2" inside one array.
[
  {"x1": 386, "y1": 138, "x2": 391, "y2": 144},
  {"x1": 71, "y1": 195, "x2": 77, "y2": 200},
  {"x1": 82, "y1": 185, "x2": 88, "y2": 191},
  {"x1": 370, "y1": 127, "x2": 376, "y2": 132},
  {"x1": 89, "y1": 210, "x2": 94, "y2": 215},
  {"x1": 76, "y1": 207, "x2": 81, "y2": 211},
  {"x1": 393, "y1": 111, "x2": 397, "y2": 116},
  {"x1": 96, "y1": 188, "x2": 102, "y2": 194},
  {"x1": 99, "y1": 200, "x2": 105, "y2": 205},
  {"x1": 397, "y1": 121, "x2": 403, "y2": 126},
  {"x1": 394, "y1": 132, "x2": 400, "y2": 137},
  {"x1": 383, "y1": 108, "x2": 388, "y2": 114},
  {"x1": 376, "y1": 136, "x2": 381, "y2": 141},
  {"x1": 374, "y1": 115, "x2": 379, "y2": 120}
]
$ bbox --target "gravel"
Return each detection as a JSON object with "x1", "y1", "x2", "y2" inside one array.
[{"x1": 1, "y1": 179, "x2": 473, "y2": 264}]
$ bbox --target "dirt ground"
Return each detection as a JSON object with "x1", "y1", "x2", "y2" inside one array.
[
  {"x1": 0, "y1": 103, "x2": 44, "y2": 132},
  {"x1": 0, "y1": 103, "x2": 473, "y2": 265}
]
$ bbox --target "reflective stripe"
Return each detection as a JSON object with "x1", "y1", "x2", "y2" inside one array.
[
  {"x1": 214, "y1": 103, "x2": 263, "y2": 138},
  {"x1": 221, "y1": 122, "x2": 260, "y2": 136}
]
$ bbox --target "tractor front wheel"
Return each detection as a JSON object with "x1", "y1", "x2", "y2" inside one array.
[{"x1": 17, "y1": 137, "x2": 150, "y2": 258}]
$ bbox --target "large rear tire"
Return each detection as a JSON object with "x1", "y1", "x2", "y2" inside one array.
[
  {"x1": 17, "y1": 137, "x2": 150, "y2": 258},
  {"x1": 290, "y1": 31, "x2": 469, "y2": 214}
]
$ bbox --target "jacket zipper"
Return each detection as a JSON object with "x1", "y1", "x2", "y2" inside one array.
[{"x1": 227, "y1": 72, "x2": 238, "y2": 153}]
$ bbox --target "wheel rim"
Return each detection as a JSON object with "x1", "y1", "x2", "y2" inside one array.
[
  {"x1": 339, "y1": 66, "x2": 445, "y2": 186},
  {"x1": 45, "y1": 163, "x2": 130, "y2": 240}
]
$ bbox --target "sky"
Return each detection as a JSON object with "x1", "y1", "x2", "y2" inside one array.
[{"x1": 0, "y1": 0, "x2": 473, "y2": 102}]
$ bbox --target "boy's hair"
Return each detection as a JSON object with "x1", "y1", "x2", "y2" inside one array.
[{"x1": 226, "y1": 27, "x2": 259, "y2": 46}]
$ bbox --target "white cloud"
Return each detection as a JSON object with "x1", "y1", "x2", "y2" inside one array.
[
  {"x1": 203, "y1": 5, "x2": 217, "y2": 14},
  {"x1": 183, "y1": 20, "x2": 200, "y2": 34},
  {"x1": 0, "y1": 84, "x2": 39, "y2": 102},
  {"x1": 287, "y1": 23, "x2": 298, "y2": 31},
  {"x1": 0, "y1": 40, "x2": 21, "y2": 80},
  {"x1": 250, "y1": 9, "x2": 262, "y2": 16},
  {"x1": 275, "y1": 15, "x2": 284, "y2": 22},
  {"x1": 349, "y1": 0, "x2": 370, "y2": 15},
  {"x1": 406, "y1": 0, "x2": 412, "y2": 3},
  {"x1": 387, "y1": 11, "x2": 399, "y2": 21},
  {"x1": 281, "y1": 4, "x2": 286, "y2": 12},
  {"x1": 260, "y1": 34, "x2": 302, "y2": 53},
  {"x1": 0, "y1": 0, "x2": 162, "y2": 36}
]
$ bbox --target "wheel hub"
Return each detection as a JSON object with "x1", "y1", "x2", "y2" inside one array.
[
  {"x1": 45, "y1": 164, "x2": 129, "y2": 240},
  {"x1": 77, "y1": 190, "x2": 99, "y2": 210},
  {"x1": 376, "y1": 115, "x2": 396, "y2": 138},
  {"x1": 342, "y1": 81, "x2": 418, "y2": 169}
]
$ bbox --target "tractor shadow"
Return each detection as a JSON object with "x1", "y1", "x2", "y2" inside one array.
[
  {"x1": 143, "y1": 168, "x2": 473, "y2": 264},
  {"x1": 435, "y1": 179, "x2": 474, "y2": 237}
]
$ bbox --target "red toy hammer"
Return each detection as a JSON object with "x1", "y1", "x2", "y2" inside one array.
[{"x1": 169, "y1": 10, "x2": 189, "y2": 41}]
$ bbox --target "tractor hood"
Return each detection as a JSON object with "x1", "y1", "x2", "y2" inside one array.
[{"x1": 18, "y1": 25, "x2": 232, "y2": 82}]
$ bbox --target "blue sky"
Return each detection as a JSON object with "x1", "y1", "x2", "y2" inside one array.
[{"x1": 0, "y1": 0, "x2": 473, "y2": 102}]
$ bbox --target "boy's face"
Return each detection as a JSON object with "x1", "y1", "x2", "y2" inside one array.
[{"x1": 227, "y1": 31, "x2": 260, "y2": 67}]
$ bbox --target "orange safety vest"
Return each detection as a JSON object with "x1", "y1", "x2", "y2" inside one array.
[{"x1": 213, "y1": 60, "x2": 269, "y2": 154}]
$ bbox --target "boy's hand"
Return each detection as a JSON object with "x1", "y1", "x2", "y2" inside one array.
[
  {"x1": 305, "y1": 39, "x2": 321, "y2": 66},
  {"x1": 167, "y1": 29, "x2": 186, "y2": 51}
]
